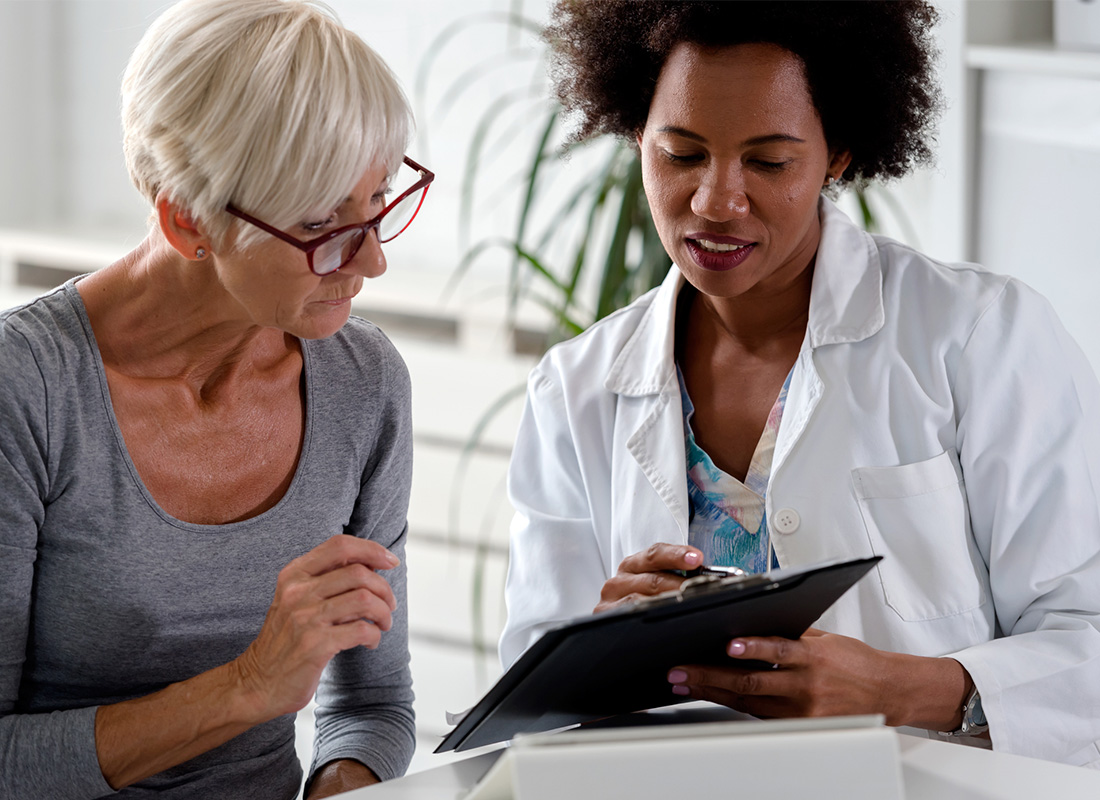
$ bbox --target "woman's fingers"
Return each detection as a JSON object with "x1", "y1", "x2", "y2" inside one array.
[
  {"x1": 330, "y1": 617, "x2": 386, "y2": 652},
  {"x1": 312, "y1": 562, "x2": 397, "y2": 610},
  {"x1": 290, "y1": 533, "x2": 399, "y2": 578},
  {"x1": 321, "y1": 587, "x2": 394, "y2": 632},
  {"x1": 237, "y1": 536, "x2": 402, "y2": 717}
]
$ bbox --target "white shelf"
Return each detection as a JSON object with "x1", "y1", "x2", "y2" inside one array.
[{"x1": 967, "y1": 42, "x2": 1100, "y2": 78}]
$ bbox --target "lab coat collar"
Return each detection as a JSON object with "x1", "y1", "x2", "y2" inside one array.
[
  {"x1": 807, "y1": 197, "x2": 886, "y2": 348},
  {"x1": 605, "y1": 198, "x2": 884, "y2": 397}
]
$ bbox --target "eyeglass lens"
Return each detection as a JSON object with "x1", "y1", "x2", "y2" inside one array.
[
  {"x1": 314, "y1": 228, "x2": 366, "y2": 275},
  {"x1": 313, "y1": 185, "x2": 428, "y2": 274},
  {"x1": 378, "y1": 185, "x2": 427, "y2": 243},
  {"x1": 311, "y1": 161, "x2": 429, "y2": 275}
]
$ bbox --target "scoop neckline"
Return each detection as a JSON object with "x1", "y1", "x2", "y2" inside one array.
[{"x1": 62, "y1": 278, "x2": 315, "y2": 532}]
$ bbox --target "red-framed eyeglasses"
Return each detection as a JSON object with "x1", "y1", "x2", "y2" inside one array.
[{"x1": 226, "y1": 155, "x2": 434, "y2": 276}]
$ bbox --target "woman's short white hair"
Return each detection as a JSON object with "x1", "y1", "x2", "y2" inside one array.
[{"x1": 122, "y1": 0, "x2": 412, "y2": 250}]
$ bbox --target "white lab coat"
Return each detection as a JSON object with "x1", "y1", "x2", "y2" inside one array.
[{"x1": 501, "y1": 199, "x2": 1100, "y2": 767}]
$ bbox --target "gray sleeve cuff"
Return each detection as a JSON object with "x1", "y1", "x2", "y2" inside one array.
[
  {"x1": 306, "y1": 705, "x2": 416, "y2": 792},
  {"x1": 0, "y1": 704, "x2": 116, "y2": 799}
]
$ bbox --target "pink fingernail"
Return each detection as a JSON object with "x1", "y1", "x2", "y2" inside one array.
[
  {"x1": 684, "y1": 551, "x2": 701, "y2": 565},
  {"x1": 727, "y1": 640, "x2": 746, "y2": 656},
  {"x1": 672, "y1": 685, "x2": 690, "y2": 696},
  {"x1": 667, "y1": 669, "x2": 688, "y2": 684}
]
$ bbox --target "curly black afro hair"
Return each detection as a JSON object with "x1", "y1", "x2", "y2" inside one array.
[{"x1": 545, "y1": 0, "x2": 943, "y2": 184}]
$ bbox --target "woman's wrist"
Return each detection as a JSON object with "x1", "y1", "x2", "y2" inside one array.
[
  {"x1": 880, "y1": 652, "x2": 971, "y2": 731},
  {"x1": 225, "y1": 650, "x2": 280, "y2": 724},
  {"x1": 95, "y1": 661, "x2": 272, "y2": 789},
  {"x1": 306, "y1": 759, "x2": 381, "y2": 799}
]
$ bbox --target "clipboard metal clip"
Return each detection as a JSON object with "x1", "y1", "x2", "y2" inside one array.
[{"x1": 633, "y1": 567, "x2": 779, "y2": 610}]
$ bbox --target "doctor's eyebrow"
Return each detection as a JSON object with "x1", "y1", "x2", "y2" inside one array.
[{"x1": 656, "y1": 126, "x2": 807, "y2": 147}]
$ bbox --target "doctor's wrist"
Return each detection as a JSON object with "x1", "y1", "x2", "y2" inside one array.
[{"x1": 879, "y1": 652, "x2": 971, "y2": 732}]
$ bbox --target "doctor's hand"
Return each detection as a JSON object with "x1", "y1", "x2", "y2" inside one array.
[
  {"x1": 666, "y1": 628, "x2": 972, "y2": 732},
  {"x1": 594, "y1": 544, "x2": 704, "y2": 613}
]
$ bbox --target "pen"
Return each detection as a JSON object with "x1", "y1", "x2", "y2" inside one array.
[{"x1": 666, "y1": 564, "x2": 747, "y2": 579}]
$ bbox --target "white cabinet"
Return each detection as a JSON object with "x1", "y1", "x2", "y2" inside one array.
[{"x1": 969, "y1": 55, "x2": 1100, "y2": 369}]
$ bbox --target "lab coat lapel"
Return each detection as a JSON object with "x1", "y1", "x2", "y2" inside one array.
[
  {"x1": 773, "y1": 199, "x2": 885, "y2": 478},
  {"x1": 607, "y1": 270, "x2": 690, "y2": 552}
]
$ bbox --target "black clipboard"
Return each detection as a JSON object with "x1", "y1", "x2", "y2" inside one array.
[{"x1": 436, "y1": 555, "x2": 881, "y2": 753}]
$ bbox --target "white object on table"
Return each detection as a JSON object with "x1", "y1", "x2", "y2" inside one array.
[
  {"x1": 465, "y1": 715, "x2": 902, "y2": 800},
  {"x1": 339, "y1": 720, "x2": 1100, "y2": 799}
]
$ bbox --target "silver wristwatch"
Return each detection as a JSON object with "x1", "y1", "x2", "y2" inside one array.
[{"x1": 945, "y1": 685, "x2": 988, "y2": 737}]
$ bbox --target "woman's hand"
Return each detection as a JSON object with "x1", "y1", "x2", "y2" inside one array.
[
  {"x1": 233, "y1": 534, "x2": 400, "y2": 721},
  {"x1": 94, "y1": 535, "x2": 399, "y2": 790},
  {"x1": 594, "y1": 544, "x2": 703, "y2": 613},
  {"x1": 666, "y1": 628, "x2": 972, "y2": 731}
]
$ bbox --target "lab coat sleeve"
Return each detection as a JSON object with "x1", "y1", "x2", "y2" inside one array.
[
  {"x1": 499, "y1": 365, "x2": 611, "y2": 670},
  {"x1": 950, "y1": 278, "x2": 1100, "y2": 767}
]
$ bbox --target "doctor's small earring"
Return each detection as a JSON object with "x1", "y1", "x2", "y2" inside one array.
[{"x1": 195, "y1": 248, "x2": 207, "y2": 260}]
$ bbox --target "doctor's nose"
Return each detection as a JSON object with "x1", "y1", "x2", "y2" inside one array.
[{"x1": 691, "y1": 169, "x2": 750, "y2": 222}]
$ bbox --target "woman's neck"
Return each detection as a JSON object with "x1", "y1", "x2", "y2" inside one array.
[{"x1": 77, "y1": 235, "x2": 297, "y2": 399}]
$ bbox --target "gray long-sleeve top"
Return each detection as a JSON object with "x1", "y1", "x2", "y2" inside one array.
[{"x1": 0, "y1": 281, "x2": 416, "y2": 798}]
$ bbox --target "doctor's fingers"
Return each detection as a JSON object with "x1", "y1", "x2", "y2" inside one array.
[
  {"x1": 617, "y1": 543, "x2": 703, "y2": 575},
  {"x1": 666, "y1": 681, "x2": 799, "y2": 721},
  {"x1": 597, "y1": 570, "x2": 685, "y2": 607},
  {"x1": 667, "y1": 663, "x2": 795, "y2": 701},
  {"x1": 725, "y1": 636, "x2": 810, "y2": 668}
]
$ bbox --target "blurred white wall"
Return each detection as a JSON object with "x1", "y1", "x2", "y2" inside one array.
[{"x1": 1, "y1": 0, "x2": 1099, "y2": 785}]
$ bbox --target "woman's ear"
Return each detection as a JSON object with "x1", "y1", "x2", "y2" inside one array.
[
  {"x1": 827, "y1": 149, "x2": 853, "y2": 182},
  {"x1": 156, "y1": 194, "x2": 210, "y2": 260}
]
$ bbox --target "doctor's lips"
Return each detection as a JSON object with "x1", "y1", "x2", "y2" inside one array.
[{"x1": 685, "y1": 232, "x2": 756, "y2": 271}]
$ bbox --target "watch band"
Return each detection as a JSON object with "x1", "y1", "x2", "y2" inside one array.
[{"x1": 944, "y1": 685, "x2": 988, "y2": 737}]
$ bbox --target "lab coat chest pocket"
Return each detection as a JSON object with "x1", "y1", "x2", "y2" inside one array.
[{"x1": 852, "y1": 449, "x2": 988, "y2": 621}]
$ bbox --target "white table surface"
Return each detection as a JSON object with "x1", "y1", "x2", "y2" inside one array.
[{"x1": 337, "y1": 730, "x2": 1100, "y2": 800}]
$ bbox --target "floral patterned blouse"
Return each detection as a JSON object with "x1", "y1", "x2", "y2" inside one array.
[{"x1": 677, "y1": 365, "x2": 792, "y2": 574}]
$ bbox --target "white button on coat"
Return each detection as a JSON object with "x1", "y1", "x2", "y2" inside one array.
[{"x1": 773, "y1": 508, "x2": 801, "y2": 534}]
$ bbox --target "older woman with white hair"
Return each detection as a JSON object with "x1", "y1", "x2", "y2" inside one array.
[{"x1": 0, "y1": 1, "x2": 433, "y2": 798}]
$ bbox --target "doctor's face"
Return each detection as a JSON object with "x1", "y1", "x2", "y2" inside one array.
[{"x1": 638, "y1": 42, "x2": 850, "y2": 301}]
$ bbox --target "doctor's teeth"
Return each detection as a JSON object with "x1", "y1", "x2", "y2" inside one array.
[{"x1": 696, "y1": 240, "x2": 747, "y2": 253}]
